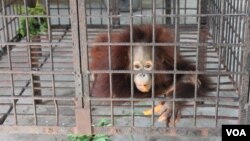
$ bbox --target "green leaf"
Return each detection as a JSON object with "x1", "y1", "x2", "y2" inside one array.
[
  {"x1": 93, "y1": 135, "x2": 111, "y2": 141},
  {"x1": 16, "y1": 1, "x2": 47, "y2": 38},
  {"x1": 67, "y1": 134, "x2": 110, "y2": 141}
]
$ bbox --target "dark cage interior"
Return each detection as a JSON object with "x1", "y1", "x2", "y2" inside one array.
[{"x1": 0, "y1": 0, "x2": 250, "y2": 137}]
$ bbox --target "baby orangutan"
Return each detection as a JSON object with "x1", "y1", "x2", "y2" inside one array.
[{"x1": 90, "y1": 25, "x2": 211, "y2": 126}]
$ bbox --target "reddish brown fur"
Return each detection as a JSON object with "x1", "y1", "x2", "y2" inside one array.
[{"x1": 90, "y1": 25, "x2": 210, "y2": 99}]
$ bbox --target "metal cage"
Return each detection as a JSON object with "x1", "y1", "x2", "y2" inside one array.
[{"x1": 0, "y1": 0, "x2": 250, "y2": 137}]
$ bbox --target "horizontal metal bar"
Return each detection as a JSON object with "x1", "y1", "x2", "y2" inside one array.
[
  {"x1": 0, "y1": 126, "x2": 72, "y2": 134},
  {"x1": 0, "y1": 42, "x2": 72, "y2": 46},
  {"x1": 0, "y1": 103, "x2": 74, "y2": 107},
  {"x1": 91, "y1": 115, "x2": 238, "y2": 121},
  {"x1": 0, "y1": 86, "x2": 75, "y2": 89},
  {"x1": 85, "y1": 13, "x2": 248, "y2": 18},
  {"x1": 89, "y1": 42, "x2": 246, "y2": 48},
  {"x1": 90, "y1": 103, "x2": 239, "y2": 109},
  {"x1": 1, "y1": 13, "x2": 246, "y2": 19},
  {"x1": 0, "y1": 71, "x2": 74, "y2": 75},
  {"x1": 0, "y1": 114, "x2": 74, "y2": 117},
  {"x1": 88, "y1": 70, "x2": 246, "y2": 75},
  {"x1": 0, "y1": 96, "x2": 75, "y2": 101},
  {"x1": 0, "y1": 15, "x2": 70, "y2": 18},
  {"x1": 88, "y1": 96, "x2": 239, "y2": 103}
]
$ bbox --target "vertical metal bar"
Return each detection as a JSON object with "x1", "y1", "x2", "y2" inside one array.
[
  {"x1": 1, "y1": 0, "x2": 17, "y2": 125},
  {"x1": 171, "y1": 0, "x2": 179, "y2": 127},
  {"x1": 161, "y1": 0, "x2": 164, "y2": 24},
  {"x1": 56, "y1": 0, "x2": 60, "y2": 25},
  {"x1": 100, "y1": 0, "x2": 103, "y2": 25},
  {"x1": 193, "y1": 0, "x2": 202, "y2": 127},
  {"x1": 66, "y1": 0, "x2": 70, "y2": 25},
  {"x1": 221, "y1": 0, "x2": 226, "y2": 67},
  {"x1": 184, "y1": 0, "x2": 187, "y2": 24},
  {"x1": 72, "y1": 0, "x2": 92, "y2": 134},
  {"x1": 225, "y1": 1, "x2": 230, "y2": 69},
  {"x1": 234, "y1": 0, "x2": 239, "y2": 88},
  {"x1": 228, "y1": 0, "x2": 233, "y2": 74},
  {"x1": 201, "y1": 0, "x2": 208, "y2": 24},
  {"x1": 215, "y1": 0, "x2": 224, "y2": 127},
  {"x1": 23, "y1": 0, "x2": 38, "y2": 125},
  {"x1": 6, "y1": 31, "x2": 17, "y2": 125},
  {"x1": 89, "y1": 0, "x2": 92, "y2": 25},
  {"x1": 26, "y1": 0, "x2": 43, "y2": 105},
  {"x1": 239, "y1": 0, "x2": 250, "y2": 124},
  {"x1": 235, "y1": 0, "x2": 240, "y2": 87},
  {"x1": 237, "y1": 0, "x2": 244, "y2": 89},
  {"x1": 246, "y1": 104, "x2": 250, "y2": 124},
  {"x1": 8, "y1": 1, "x2": 13, "y2": 38},
  {"x1": 1, "y1": 0, "x2": 9, "y2": 45},
  {"x1": 151, "y1": 0, "x2": 156, "y2": 127},
  {"x1": 45, "y1": 0, "x2": 58, "y2": 126},
  {"x1": 231, "y1": 0, "x2": 236, "y2": 84},
  {"x1": 12, "y1": 1, "x2": 18, "y2": 36},
  {"x1": 165, "y1": 0, "x2": 171, "y2": 24},
  {"x1": 129, "y1": 0, "x2": 134, "y2": 127},
  {"x1": 111, "y1": 0, "x2": 119, "y2": 26},
  {"x1": 0, "y1": 0, "x2": 7, "y2": 47},
  {"x1": 215, "y1": 47, "x2": 221, "y2": 127},
  {"x1": 106, "y1": 0, "x2": 114, "y2": 127},
  {"x1": 207, "y1": 0, "x2": 211, "y2": 33},
  {"x1": 242, "y1": 0, "x2": 247, "y2": 43},
  {"x1": 140, "y1": 0, "x2": 143, "y2": 24}
]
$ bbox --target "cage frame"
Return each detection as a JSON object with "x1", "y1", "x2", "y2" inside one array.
[{"x1": 0, "y1": 0, "x2": 249, "y2": 137}]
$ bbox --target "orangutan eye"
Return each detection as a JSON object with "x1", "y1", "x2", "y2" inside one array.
[
  {"x1": 144, "y1": 64, "x2": 151, "y2": 69},
  {"x1": 133, "y1": 62, "x2": 142, "y2": 70},
  {"x1": 144, "y1": 61, "x2": 153, "y2": 70}
]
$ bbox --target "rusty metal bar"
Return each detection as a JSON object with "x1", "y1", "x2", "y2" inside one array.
[
  {"x1": 215, "y1": 0, "x2": 225, "y2": 127},
  {"x1": 239, "y1": 0, "x2": 250, "y2": 124},
  {"x1": 88, "y1": 42, "x2": 246, "y2": 47},
  {"x1": 165, "y1": 0, "x2": 171, "y2": 24},
  {"x1": 82, "y1": 13, "x2": 248, "y2": 19},
  {"x1": 0, "y1": 126, "x2": 72, "y2": 134},
  {"x1": 23, "y1": 0, "x2": 38, "y2": 125},
  {"x1": 76, "y1": 0, "x2": 92, "y2": 134},
  {"x1": 106, "y1": 0, "x2": 114, "y2": 127},
  {"x1": 1, "y1": 40, "x2": 246, "y2": 47},
  {"x1": 89, "y1": 68, "x2": 242, "y2": 75},
  {"x1": 129, "y1": 0, "x2": 134, "y2": 127},
  {"x1": 171, "y1": 0, "x2": 180, "y2": 127},
  {"x1": 88, "y1": 0, "x2": 92, "y2": 24},
  {"x1": 236, "y1": 1, "x2": 243, "y2": 88},
  {"x1": 30, "y1": 36, "x2": 42, "y2": 105},
  {"x1": 111, "y1": 0, "x2": 120, "y2": 26},
  {"x1": 139, "y1": 0, "x2": 143, "y2": 24},
  {"x1": 56, "y1": 0, "x2": 60, "y2": 25},
  {"x1": 231, "y1": 0, "x2": 237, "y2": 84},
  {"x1": 200, "y1": 0, "x2": 207, "y2": 24},
  {"x1": 193, "y1": 0, "x2": 202, "y2": 126},
  {"x1": 0, "y1": 0, "x2": 18, "y2": 125},
  {"x1": 0, "y1": 69, "x2": 246, "y2": 76},
  {"x1": 151, "y1": 0, "x2": 156, "y2": 127},
  {"x1": 0, "y1": 96, "x2": 75, "y2": 101}
]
